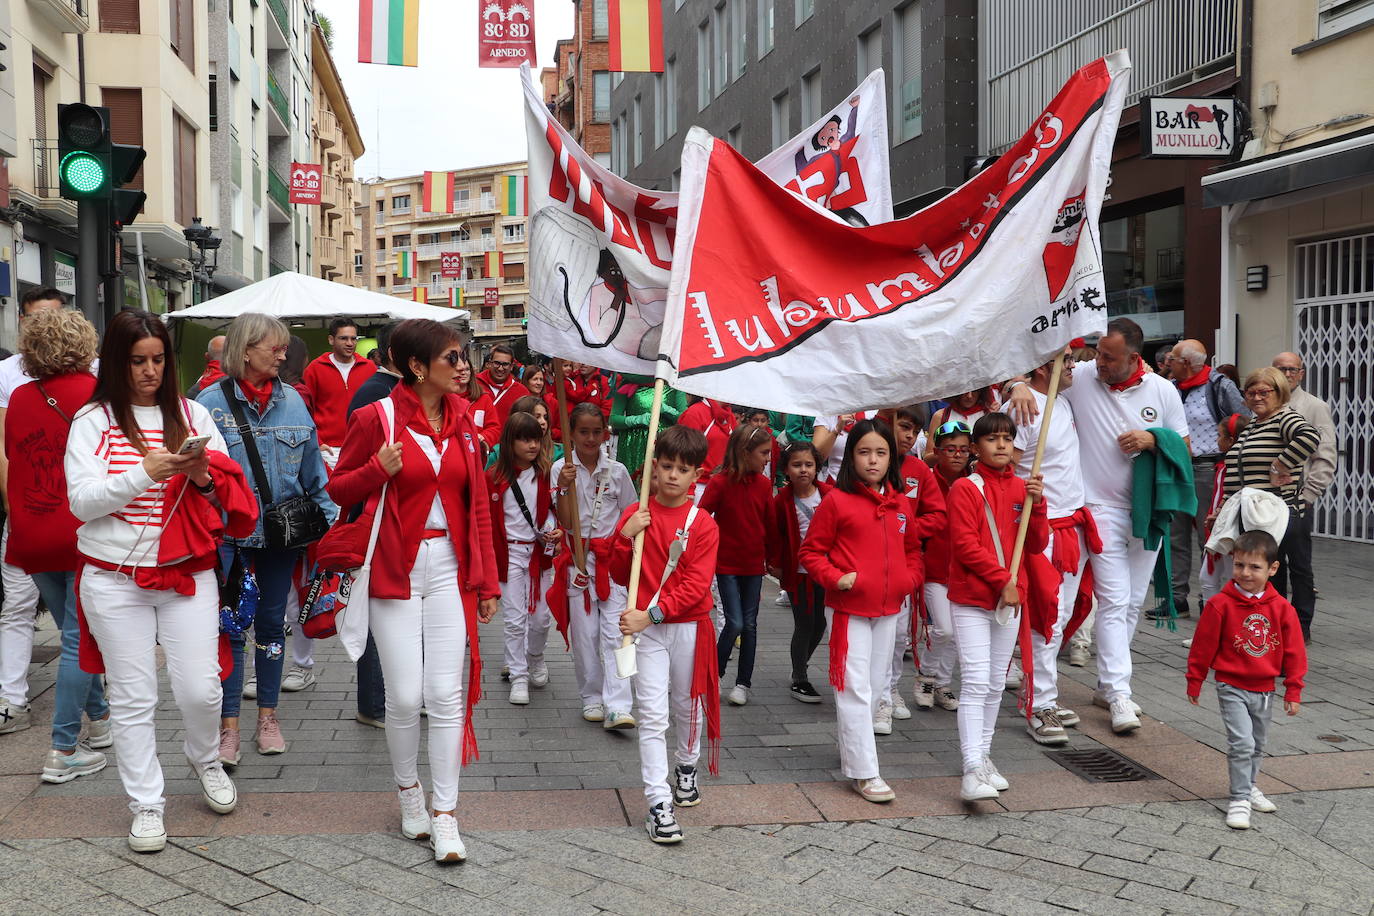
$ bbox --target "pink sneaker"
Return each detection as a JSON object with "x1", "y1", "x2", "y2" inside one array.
[
  {"x1": 218, "y1": 727, "x2": 241, "y2": 767},
  {"x1": 255, "y1": 712, "x2": 286, "y2": 755}
]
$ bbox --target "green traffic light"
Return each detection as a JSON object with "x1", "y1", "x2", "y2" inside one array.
[{"x1": 60, "y1": 151, "x2": 108, "y2": 196}]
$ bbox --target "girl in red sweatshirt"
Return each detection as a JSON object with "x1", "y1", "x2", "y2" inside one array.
[
  {"x1": 798, "y1": 419, "x2": 923, "y2": 806},
  {"x1": 946, "y1": 413, "x2": 1047, "y2": 803},
  {"x1": 767, "y1": 442, "x2": 832, "y2": 704},
  {"x1": 699, "y1": 424, "x2": 774, "y2": 707}
]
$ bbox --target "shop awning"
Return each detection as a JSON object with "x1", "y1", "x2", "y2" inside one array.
[{"x1": 1201, "y1": 127, "x2": 1374, "y2": 207}]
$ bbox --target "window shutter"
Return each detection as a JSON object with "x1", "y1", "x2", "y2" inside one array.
[
  {"x1": 100, "y1": 0, "x2": 141, "y2": 34},
  {"x1": 102, "y1": 88, "x2": 145, "y2": 190},
  {"x1": 174, "y1": 114, "x2": 196, "y2": 227}
]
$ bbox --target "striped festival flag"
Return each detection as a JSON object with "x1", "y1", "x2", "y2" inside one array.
[
  {"x1": 608, "y1": 0, "x2": 664, "y2": 72},
  {"x1": 395, "y1": 250, "x2": 416, "y2": 278},
  {"x1": 412, "y1": 285, "x2": 428, "y2": 303},
  {"x1": 359, "y1": 0, "x2": 420, "y2": 67},
  {"x1": 422, "y1": 171, "x2": 455, "y2": 213},
  {"x1": 498, "y1": 174, "x2": 527, "y2": 217},
  {"x1": 483, "y1": 251, "x2": 503, "y2": 279},
  {"x1": 449, "y1": 287, "x2": 464, "y2": 309}
]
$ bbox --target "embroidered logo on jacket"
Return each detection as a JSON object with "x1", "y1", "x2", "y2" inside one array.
[
  {"x1": 1140, "y1": 406, "x2": 1159, "y2": 422},
  {"x1": 904, "y1": 477, "x2": 919, "y2": 498},
  {"x1": 1234, "y1": 613, "x2": 1280, "y2": 658},
  {"x1": 896, "y1": 512, "x2": 908, "y2": 534}
]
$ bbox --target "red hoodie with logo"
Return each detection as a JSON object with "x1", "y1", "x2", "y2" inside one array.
[
  {"x1": 798, "y1": 484, "x2": 923, "y2": 617},
  {"x1": 1186, "y1": 582, "x2": 1306, "y2": 702},
  {"x1": 946, "y1": 461, "x2": 1048, "y2": 611}
]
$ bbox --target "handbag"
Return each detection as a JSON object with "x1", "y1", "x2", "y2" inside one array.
[
  {"x1": 221, "y1": 380, "x2": 329, "y2": 550},
  {"x1": 218, "y1": 547, "x2": 260, "y2": 637},
  {"x1": 298, "y1": 398, "x2": 394, "y2": 661}
]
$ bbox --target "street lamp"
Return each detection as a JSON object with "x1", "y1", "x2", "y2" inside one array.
[{"x1": 183, "y1": 217, "x2": 222, "y2": 304}]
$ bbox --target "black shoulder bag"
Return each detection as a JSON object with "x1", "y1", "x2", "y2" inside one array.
[{"x1": 221, "y1": 379, "x2": 328, "y2": 550}]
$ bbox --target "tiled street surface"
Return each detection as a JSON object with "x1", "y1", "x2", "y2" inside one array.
[{"x1": 0, "y1": 538, "x2": 1369, "y2": 913}]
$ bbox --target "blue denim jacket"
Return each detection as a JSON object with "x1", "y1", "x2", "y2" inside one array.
[{"x1": 196, "y1": 378, "x2": 338, "y2": 548}]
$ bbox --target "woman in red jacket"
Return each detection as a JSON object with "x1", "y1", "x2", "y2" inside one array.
[
  {"x1": 326, "y1": 319, "x2": 500, "y2": 864},
  {"x1": 798, "y1": 419, "x2": 923, "y2": 806},
  {"x1": 945, "y1": 413, "x2": 1046, "y2": 803},
  {"x1": 457, "y1": 360, "x2": 499, "y2": 453}
]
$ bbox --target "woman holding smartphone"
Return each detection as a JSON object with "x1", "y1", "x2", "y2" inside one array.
[{"x1": 66, "y1": 310, "x2": 259, "y2": 852}]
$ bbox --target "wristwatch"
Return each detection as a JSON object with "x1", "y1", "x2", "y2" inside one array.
[{"x1": 647, "y1": 605, "x2": 664, "y2": 625}]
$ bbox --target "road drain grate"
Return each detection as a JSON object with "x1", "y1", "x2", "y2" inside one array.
[{"x1": 1045, "y1": 748, "x2": 1161, "y2": 783}]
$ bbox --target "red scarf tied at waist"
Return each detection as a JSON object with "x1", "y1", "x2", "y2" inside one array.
[
  {"x1": 1049, "y1": 508, "x2": 1103, "y2": 575},
  {"x1": 689, "y1": 618, "x2": 722, "y2": 776},
  {"x1": 545, "y1": 535, "x2": 617, "y2": 649}
]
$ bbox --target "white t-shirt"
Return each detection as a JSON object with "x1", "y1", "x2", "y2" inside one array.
[
  {"x1": 814, "y1": 410, "x2": 877, "y2": 482},
  {"x1": 503, "y1": 466, "x2": 540, "y2": 541},
  {"x1": 1013, "y1": 386, "x2": 1085, "y2": 518},
  {"x1": 1062, "y1": 360, "x2": 1189, "y2": 509},
  {"x1": 329, "y1": 354, "x2": 357, "y2": 382},
  {"x1": 0, "y1": 355, "x2": 28, "y2": 409},
  {"x1": 406, "y1": 429, "x2": 448, "y2": 530},
  {"x1": 550, "y1": 453, "x2": 637, "y2": 540},
  {"x1": 793, "y1": 488, "x2": 822, "y2": 572}
]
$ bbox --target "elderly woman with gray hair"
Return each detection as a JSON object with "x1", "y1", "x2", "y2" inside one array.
[{"x1": 197, "y1": 313, "x2": 336, "y2": 763}]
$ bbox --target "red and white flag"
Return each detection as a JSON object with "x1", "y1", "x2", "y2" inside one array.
[
  {"x1": 521, "y1": 65, "x2": 892, "y2": 373},
  {"x1": 657, "y1": 52, "x2": 1131, "y2": 416}
]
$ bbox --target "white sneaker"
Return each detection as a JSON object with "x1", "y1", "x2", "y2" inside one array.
[
  {"x1": 1093, "y1": 691, "x2": 1142, "y2": 716},
  {"x1": 128, "y1": 807, "x2": 166, "y2": 853},
  {"x1": 280, "y1": 666, "x2": 315, "y2": 692},
  {"x1": 1004, "y1": 666, "x2": 1023, "y2": 690},
  {"x1": 934, "y1": 686, "x2": 960, "y2": 711},
  {"x1": 529, "y1": 659, "x2": 549, "y2": 688},
  {"x1": 1109, "y1": 698, "x2": 1141, "y2": 734},
  {"x1": 981, "y1": 758, "x2": 1010, "y2": 792},
  {"x1": 241, "y1": 676, "x2": 258, "y2": 700},
  {"x1": 853, "y1": 777, "x2": 895, "y2": 803},
  {"x1": 603, "y1": 711, "x2": 637, "y2": 730},
  {"x1": 1226, "y1": 799, "x2": 1251, "y2": 829},
  {"x1": 1027, "y1": 709, "x2": 1070, "y2": 746},
  {"x1": 1249, "y1": 786, "x2": 1278, "y2": 813},
  {"x1": 398, "y1": 785, "x2": 430, "y2": 840},
  {"x1": 41, "y1": 745, "x2": 107, "y2": 783},
  {"x1": 508, "y1": 678, "x2": 530, "y2": 705},
  {"x1": 430, "y1": 813, "x2": 467, "y2": 862},
  {"x1": 728, "y1": 685, "x2": 749, "y2": 706},
  {"x1": 873, "y1": 702, "x2": 893, "y2": 736},
  {"x1": 890, "y1": 692, "x2": 912, "y2": 720},
  {"x1": 960, "y1": 769, "x2": 999, "y2": 801},
  {"x1": 1052, "y1": 705, "x2": 1080, "y2": 727},
  {"x1": 914, "y1": 680, "x2": 935, "y2": 709},
  {"x1": 0, "y1": 700, "x2": 31, "y2": 735},
  {"x1": 1067, "y1": 643, "x2": 1090, "y2": 667},
  {"x1": 86, "y1": 717, "x2": 113, "y2": 749},
  {"x1": 1182, "y1": 638, "x2": 1194, "y2": 648},
  {"x1": 196, "y1": 762, "x2": 237, "y2": 814},
  {"x1": 582, "y1": 704, "x2": 605, "y2": 722},
  {"x1": 774, "y1": 593, "x2": 791, "y2": 607}
]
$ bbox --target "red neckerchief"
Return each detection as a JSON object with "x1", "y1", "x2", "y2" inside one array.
[
  {"x1": 1106, "y1": 355, "x2": 1148, "y2": 392},
  {"x1": 237, "y1": 377, "x2": 273, "y2": 413},
  {"x1": 390, "y1": 382, "x2": 463, "y2": 443},
  {"x1": 841, "y1": 410, "x2": 871, "y2": 433},
  {"x1": 1176, "y1": 364, "x2": 1212, "y2": 391},
  {"x1": 196, "y1": 360, "x2": 225, "y2": 391},
  {"x1": 945, "y1": 401, "x2": 985, "y2": 420}
]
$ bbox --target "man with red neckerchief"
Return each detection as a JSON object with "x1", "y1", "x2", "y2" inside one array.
[{"x1": 475, "y1": 344, "x2": 530, "y2": 428}]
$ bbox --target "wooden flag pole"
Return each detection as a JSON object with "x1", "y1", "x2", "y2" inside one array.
[
  {"x1": 620, "y1": 378, "x2": 667, "y2": 650},
  {"x1": 553, "y1": 360, "x2": 586, "y2": 572},
  {"x1": 1006, "y1": 349, "x2": 1067, "y2": 589}
]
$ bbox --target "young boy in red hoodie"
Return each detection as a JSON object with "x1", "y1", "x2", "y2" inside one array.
[
  {"x1": 614, "y1": 426, "x2": 721, "y2": 844},
  {"x1": 1186, "y1": 529, "x2": 1305, "y2": 831}
]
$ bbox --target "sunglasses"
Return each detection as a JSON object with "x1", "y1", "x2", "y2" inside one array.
[
  {"x1": 441, "y1": 350, "x2": 465, "y2": 368},
  {"x1": 936, "y1": 420, "x2": 973, "y2": 438}
]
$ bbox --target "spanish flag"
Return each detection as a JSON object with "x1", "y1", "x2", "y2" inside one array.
[
  {"x1": 422, "y1": 171, "x2": 455, "y2": 213},
  {"x1": 358, "y1": 0, "x2": 420, "y2": 68},
  {"x1": 608, "y1": 0, "x2": 664, "y2": 73},
  {"x1": 412, "y1": 285, "x2": 428, "y2": 303},
  {"x1": 483, "y1": 251, "x2": 503, "y2": 279},
  {"x1": 498, "y1": 174, "x2": 527, "y2": 217},
  {"x1": 396, "y1": 250, "x2": 416, "y2": 278},
  {"x1": 449, "y1": 288, "x2": 463, "y2": 309}
]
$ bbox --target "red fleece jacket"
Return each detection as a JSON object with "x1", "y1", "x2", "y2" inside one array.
[
  {"x1": 609, "y1": 498, "x2": 719, "y2": 621},
  {"x1": 921, "y1": 467, "x2": 966, "y2": 586},
  {"x1": 302, "y1": 353, "x2": 376, "y2": 448},
  {"x1": 466, "y1": 390, "x2": 501, "y2": 449},
  {"x1": 946, "y1": 462, "x2": 1049, "y2": 610},
  {"x1": 798, "y1": 484, "x2": 923, "y2": 617},
  {"x1": 1186, "y1": 582, "x2": 1307, "y2": 702},
  {"x1": 678, "y1": 400, "x2": 734, "y2": 475},
  {"x1": 475, "y1": 370, "x2": 530, "y2": 429},
  {"x1": 698, "y1": 471, "x2": 773, "y2": 576}
]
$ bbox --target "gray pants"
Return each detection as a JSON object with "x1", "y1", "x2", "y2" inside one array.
[
  {"x1": 1217, "y1": 682, "x2": 1272, "y2": 801},
  {"x1": 1169, "y1": 459, "x2": 1217, "y2": 613}
]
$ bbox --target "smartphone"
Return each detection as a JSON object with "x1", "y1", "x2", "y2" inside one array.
[{"x1": 178, "y1": 434, "x2": 212, "y2": 455}]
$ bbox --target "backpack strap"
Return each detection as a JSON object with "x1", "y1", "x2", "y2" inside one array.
[
  {"x1": 648, "y1": 504, "x2": 700, "y2": 607},
  {"x1": 969, "y1": 473, "x2": 1007, "y2": 570}
]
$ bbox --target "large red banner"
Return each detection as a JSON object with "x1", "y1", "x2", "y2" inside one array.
[
  {"x1": 478, "y1": 1, "x2": 535, "y2": 69},
  {"x1": 288, "y1": 162, "x2": 322, "y2": 205},
  {"x1": 484, "y1": 288, "x2": 500, "y2": 309},
  {"x1": 440, "y1": 252, "x2": 463, "y2": 278}
]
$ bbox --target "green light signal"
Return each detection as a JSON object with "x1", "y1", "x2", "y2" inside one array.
[{"x1": 60, "y1": 151, "x2": 108, "y2": 196}]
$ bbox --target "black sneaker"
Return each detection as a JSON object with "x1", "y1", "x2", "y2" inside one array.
[
  {"x1": 673, "y1": 764, "x2": 701, "y2": 807},
  {"x1": 645, "y1": 802, "x2": 683, "y2": 844},
  {"x1": 1145, "y1": 603, "x2": 1189, "y2": 620},
  {"x1": 790, "y1": 682, "x2": 822, "y2": 704}
]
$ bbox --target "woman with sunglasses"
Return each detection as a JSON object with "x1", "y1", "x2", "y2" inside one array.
[
  {"x1": 1221, "y1": 368, "x2": 1320, "y2": 639},
  {"x1": 197, "y1": 313, "x2": 336, "y2": 763},
  {"x1": 327, "y1": 319, "x2": 500, "y2": 863}
]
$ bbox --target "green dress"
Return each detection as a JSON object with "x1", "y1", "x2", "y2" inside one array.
[{"x1": 611, "y1": 377, "x2": 687, "y2": 479}]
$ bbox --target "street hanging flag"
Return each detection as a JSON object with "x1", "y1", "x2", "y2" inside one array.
[
  {"x1": 478, "y1": 0, "x2": 536, "y2": 68},
  {"x1": 395, "y1": 250, "x2": 416, "y2": 278},
  {"x1": 359, "y1": 0, "x2": 420, "y2": 67},
  {"x1": 412, "y1": 285, "x2": 428, "y2": 303},
  {"x1": 657, "y1": 52, "x2": 1132, "y2": 416},
  {"x1": 440, "y1": 252, "x2": 463, "y2": 278},
  {"x1": 608, "y1": 0, "x2": 664, "y2": 72},
  {"x1": 422, "y1": 171, "x2": 455, "y2": 213},
  {"x1": 449, "y1": 287, "x2": 464, "y2": 309},
  {"x1": 483, "y1": 251, "x2": 503, "y2": 278},
  {"x1": 288, "y1": 163, "x2": 322, "y2": 205},
  {"x1": 521, "y1": 64, "x2": 892, "y2": 374},
  {"x1": 499, "y1": 174, "x2": 528, "y2": 217}
]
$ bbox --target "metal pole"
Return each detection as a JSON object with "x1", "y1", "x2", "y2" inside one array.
[{"x1": 77, "y1": 198, "x2": 102, "y2": 328}]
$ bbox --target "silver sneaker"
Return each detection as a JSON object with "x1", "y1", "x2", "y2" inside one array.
[
  {"x1": 86, "y1": 717, "x2": 113, "y2": 749},
  {"x1": 280, "y1": 666, "x2": 315, "y2": 692},
  {"x1": 41, "y1": 744, "x2": 107, "y2": 784}
]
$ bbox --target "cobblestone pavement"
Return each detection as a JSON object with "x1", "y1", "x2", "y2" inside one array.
[{"x1": 0, "y1": 539, "x2": 1368, "y2": 913}]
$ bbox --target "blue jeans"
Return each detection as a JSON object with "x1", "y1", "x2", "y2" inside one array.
[
  {"x1": 32, "y1": 571, "x2": 107, "y2": 750},
  {"x1": 221, "y1": 546, "x2": 300, "y2": 717},
  {"x1": 357, "y1": 632, "x2": 386, "y2": 720},
  {"x1": 715, "y1": 574, "x2": 763, "y2": 688}
]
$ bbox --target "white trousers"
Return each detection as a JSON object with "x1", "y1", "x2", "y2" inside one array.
[
  {"x1": 918, "y1": 583, "x2": 957, "y2": 686},
  {"x1": 0, "y1": 523, "x2": 39, "y2": 704},
  {"x1": 1030, "y1": 527, "x2": 1088, "y2": 711},
  {"x1": 952, "y1": 603, "x2": 1018, "y2": 772},
  {"x1": 371, "y1": 538, "x2": 468, "y2": 812},
  {"x1": 887, "y1": 600, "x2": 911, "y2": 697},
  {"x1": 828, "y1": 610, "x2": 896, "y2": 780},
  {"x1": 1089, "y1": 504, "x2": 1160, "y2": 702},
  {"x1": 1199, "y1": 552, "x2": 1232, "y2": 606},
  {"x1": 634, "y1": 621, "x2": 702, "y2": 808},
  {"x1": 1069, "y1": 606, "x2": 1094, "y2": 649},
  {"x1": 568, "y1": 554, "x2": 633, "y2": 714},
  {"x1": 500, "y1": 542, "x2": 552, "y2": 681},
  {"x1": 79, "y1": 567, "x2": 222, "y2": 813}
]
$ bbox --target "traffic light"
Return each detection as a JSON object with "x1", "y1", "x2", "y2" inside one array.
[
  {"x1": 110, "y1": 144, "x2": 147, "y2": 230},
  {"x1": 57, "y1": 104, "x2": 112, "y2": 200}
]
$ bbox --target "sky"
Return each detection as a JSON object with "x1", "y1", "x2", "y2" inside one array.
[{"x1": 313, "y1": 0, "x2": 575, "y2": 179}]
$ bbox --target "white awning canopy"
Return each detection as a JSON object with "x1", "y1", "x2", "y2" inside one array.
[{"x1": 164, "y1": 271, "x2": 470, "y2": 327}]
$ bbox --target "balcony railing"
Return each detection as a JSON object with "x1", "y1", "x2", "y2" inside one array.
[
  {"x1": 268, "y1": 167, "x2": 290, "y2": 212},
  {"x1": 31, "y1": 139, "x2": 60, "y2": 197},
  {"x1": 471, "y1": 318, "x2": 499, "y2": 334},
  {"x1": 265, "y1": 0, "x2": 289, "y2": 38},
  {"x1": 30, "y1": 0, "x2": 89, "y2": 34},
  {"x1": 391, "y1": 204, "x2": 412, "y2": 215},
  {"x1": 267, "y1": 71, "x2": 290, "y2": 127},
  {"x1": 414, "y1": 237, "x2": 496, "y2": 259},
  {"x1": 453, "y1": 194, "x2": 497, "y2": 214}
]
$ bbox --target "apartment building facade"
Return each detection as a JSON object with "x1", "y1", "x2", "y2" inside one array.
[
  {"x1": 359, "y1": 162, "x2": 530, "y2": 343},
  {"x1": 540, "y1": 0, "x2": 612, "y2": 165},
  {"x1": 309, "y1": 21, "x2": 364, "y2": 288}
]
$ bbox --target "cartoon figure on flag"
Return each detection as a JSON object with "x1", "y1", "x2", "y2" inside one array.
[{"x1": 786, "y1": 97, "x2": 872, "y2": 226}]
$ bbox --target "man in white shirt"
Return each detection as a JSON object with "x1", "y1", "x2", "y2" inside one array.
[{"x1": 0, "y1": 289, "x2": 68, "y2": 732}]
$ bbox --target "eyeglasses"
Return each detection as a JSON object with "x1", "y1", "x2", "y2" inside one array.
[
  {"x1": 441, "y1": 350, "x2": 464, "y2": 368},
  {"x1": 936, "y1": 420, "x2": 972, "y2": 438},
  {"x1": 490, "y1": 359, "x2": 513, "y2": 369},
  {"x1": 254, "y1": 344, "x2": 288, "y2": 356},
  {"x1": 937, "y1": 445, "x2": 971, "y2": 456},
  {"x1": 1275, "y1": 366, "x2": 1302, "y2": 375},
  {"x1": 1245, "y1": 388, "x2": 1276, "y2": 398}
]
